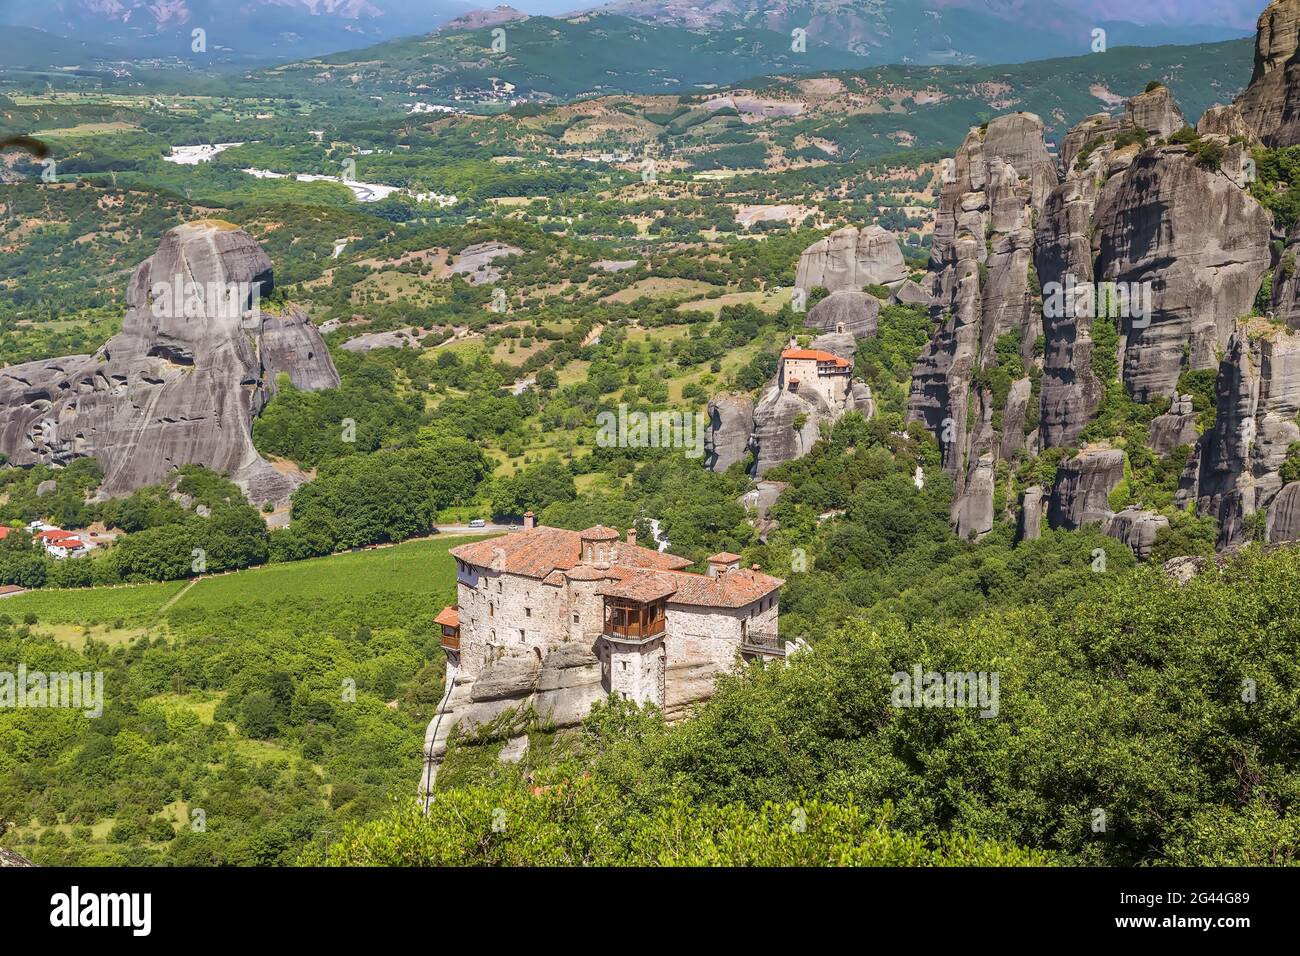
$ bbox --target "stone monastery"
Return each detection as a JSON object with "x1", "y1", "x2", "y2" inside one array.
[{"x1": 424, "y1": 515, "x2": 785, "y2": 786}]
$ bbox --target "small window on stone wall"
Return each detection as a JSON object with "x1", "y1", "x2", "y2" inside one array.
[
  {"x1": 525, "y1": 607, "x2": 532, "y2": 617},
  {"x1": 573, "y1": 612, "x2": 580, "y2": 624}
]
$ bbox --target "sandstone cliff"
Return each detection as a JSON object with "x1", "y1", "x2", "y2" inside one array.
[
  {"x1": 908, "y1": 112, "x2": 1058, "y2": 539},
  {"x1": 795, "y1": 224, "x2": 908, "y2": 292},
  {"x1": 1180, "y1": 327, "x2": 1300, "y2": 547},
  {"x1": 0, "y1": 222, "x2": 340, "y2": 505},
  {"x1": 1236, "y1": 0, "x2": 1300, "y2": 147}
]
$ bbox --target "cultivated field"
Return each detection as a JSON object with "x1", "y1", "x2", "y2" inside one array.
[{"x1": 8, "y1": 534, "x2": 489, "y2": 632}]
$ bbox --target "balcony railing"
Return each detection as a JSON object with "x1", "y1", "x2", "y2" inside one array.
[
  {"x1": 741, "y1": 631, "x2": 785, "y2": 658},
  {"x1": 440, "y1": 628, "x2": 460, "y2": 651},
  {"x1": 603, "y1": 617, "x2": 666, "y2": 641}
]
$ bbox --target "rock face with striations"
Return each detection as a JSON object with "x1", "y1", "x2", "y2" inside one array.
[
  {"x1": 0, "y1": 222, "x2": 340, "y2": 505},
  {"x1": 1147, "y1": 393, "x2": 1201, "y2": 455},
  {"x1": 704, "y1": 393, "x2": 755, "y2": 472},
  {"x1": 1179, "y1": 328, "x2": 1300, "y2": 547},
  {"x1": 795, "y1": 224, "x2": 908, "y2": 292},
  {"x1": 908, "y1": 112, "x2": 1058, "y2": 538},
  {"x1": 1236, "y1": 0, "x2": 1300, "y2": 147},
  {"x1": 1125, "y1": 85, "x2": 1186, "y2": 138},
  {"x1": 422, "y1": 643, "x2": 608, "y2": 792},
  {"x1": 1092, "y1": 144, "x2": 1271, "y2": 403},
  {"x1": 1266, "y1": 481, "x2": 1300, "y2": 543},
  {"x1": 1103, "y1": 507, "x2": 1170, "y2": 559},
  {"x1": 1047, "y1": 449, "x2": 1126, "y2": 530},
  {"x1": 1270, "y1": 221, "x2": 1300, "y2": 328},
  {"x1": 804, "y1": 290, "x2": 880, "y2": 338}
]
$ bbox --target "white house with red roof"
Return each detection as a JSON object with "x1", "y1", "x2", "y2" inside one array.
[{"x1": 33, "y1": 528, "x2": 89, "y2": 559}]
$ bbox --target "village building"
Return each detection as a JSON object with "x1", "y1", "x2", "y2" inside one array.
[
  {"x1": 34, "y1": 529, "x2": 88, "y2": 559},
  {"x1": 437, "y1": 514, "x2": 784, "y2": 711}
]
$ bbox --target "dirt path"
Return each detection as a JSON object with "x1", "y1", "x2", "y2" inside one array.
[{"x1": 156, "y1": 576, "x2": 202, "y2": 617}]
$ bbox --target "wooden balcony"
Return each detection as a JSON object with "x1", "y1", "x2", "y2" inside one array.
[
  {"x1": 435, "y1": 607, "x2": 460, "y2": 651},
  {"x1": 440, "y1": 626, "x2": 460, "y2": 651},
  {"x1": 603, "y1": 596, "x2": 666, "y2": 643}
]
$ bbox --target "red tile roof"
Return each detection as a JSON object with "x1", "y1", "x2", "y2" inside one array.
[
  {"x1": 450, "y1": 527, "x2": 691, "y2": 580},
  {"x1": 434, "y1": 606, "x2": 460, "y2": 628},
  {"x1": 597, "y1": 565, "x2": 783, "y2": 609},
  {"x1": 708, "y1": 552, "x2": 742, "y2": 563},
  {"x1": 782, "y1": 348, "x2": 851, "y2": 368},
  {"x1": 452, "y1": 525, "x2": 781, "y2": 608},
  {"x1": 0, "y1": 527, "x2": 9, "y2": 540},
  {"x1": 36, "y1": 529, "x2": 78, "y2": 541}
]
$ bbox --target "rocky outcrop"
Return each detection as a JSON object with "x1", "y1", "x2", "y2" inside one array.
[
  {"x1": 704, "y1": 393, "x2": 754, "y2": 472},
  {"x1": 908, "y1": 111, "x2": 1057, "y2": 533},
  {"x1": 339, "y1": 326, "x2": 436, "y2": 352},
  {"x1": 1236, "y1": 0, "x2": 1300, "y2": 147},
  {"x1": 1034, "y1": 125, "x2": 1119, "y2": 450},
  {"x1": 750, "y1": 384, "x2": 829, "y2": 476},
  {"x1": 708, "y1": 331, "x2": 873, "y2": 475},
  {"x1": 1163, "y1": 554, "x2": 1213, "y2": 584},
  {"x1": 953, "y1": 454, "x2": 996, "y2": 540},
  {"x1": 891, "y1": 279, "x2": 931, "y2": 307},
  {"x1": 1092, "y1": 145, "x2": 1272, "y2": 403},
  {"x1": 805, "y1": 290, "x2": 880, "y2": 338},
  {"x1": 1197, "y1": 103, "x2": 1258, "y2": 142},
  {"x1": 1266, "y1": 481, "x2": 1300, "y2": 543},
  {"x1": 1270, "y1": 223, "x2": 1300, "y2": 328},
  {"x1": 1018, "y1": 484, "x2": 1046, "y2": 541},
  {"x1": 1060, "y1": 112, "x2": 1127, "y2": 174},
  {"x1": 1103, "y1": 506, "x2": 1169, "y2": 559},
  {"x1": 1047, "y1": 449, "x2": 1125, "y2": 530},
  {"x1": 1180, "y1": 328, "x2": 1300, "y2": 547},
  {"x1": 1125, "y1": 85, "x2": 1186, "y2": 138},
  {"x1": 421, "y1": 643, "x2": 606, "y2": 789},
  {"x1": 0, "y1": 222, "x2": 340, "y2": 505},
  {"x1": 795, "y1": 225, "x2": 908, "y2": 292},
  {"x1": 980, "y1": 110, "x2": 1059, "y2": 210},
  {"x1": 1037, "y1": 97, "x2": 1268, "y2": 453},
  {"x1": 738, "y1": 479, "x2": 788, "y2": 541},
  {"x1": 1148, "y1": 393, "x2": 1201, "y2": 455}
]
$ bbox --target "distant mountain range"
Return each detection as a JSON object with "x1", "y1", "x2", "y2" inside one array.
[
  {"x1": 0, "y1": 0, "x2": 475, "y2": 60},
  {"x1": 584, "y1": 0, "x2": 1250, "y2": 60},
  {"x1": 0, "y1": 0, "x2": 1258, "y2": 66}
]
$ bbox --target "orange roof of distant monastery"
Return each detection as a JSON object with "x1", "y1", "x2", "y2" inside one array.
[{"x1": 780, "y1": 348, "x2": 851, "y2": 367}]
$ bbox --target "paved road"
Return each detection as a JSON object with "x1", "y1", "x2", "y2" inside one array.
[{"x1": 432, "y1": 523, "x2": 519, "y2": 535}]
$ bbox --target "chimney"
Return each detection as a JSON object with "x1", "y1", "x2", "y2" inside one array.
[
  {"x1": 707, "y1": 553, "x2": 742, "y2": 577},
  {"x1": 627, "y1": 527, "x2": 637, "y2": 547},
  {"x1": 523, "y1": 511, "x2": 535, "y2": 530}
]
